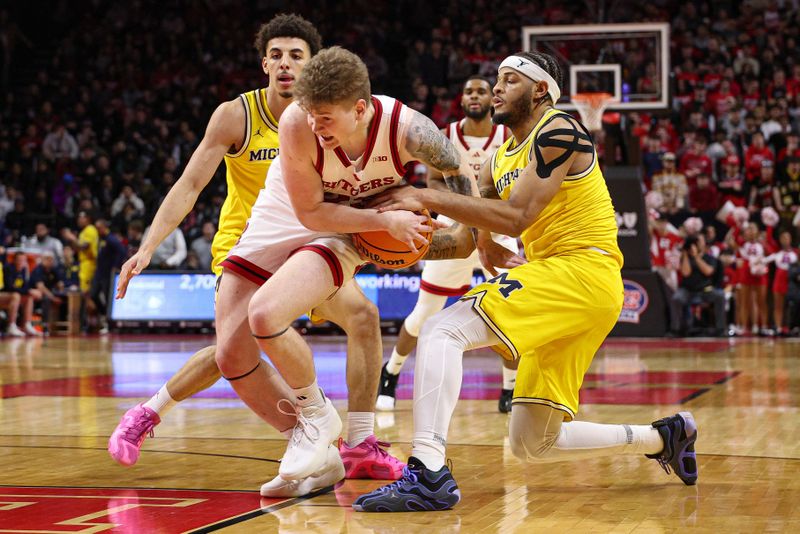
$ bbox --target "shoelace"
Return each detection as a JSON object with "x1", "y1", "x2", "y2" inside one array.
[
  {"x1": 122, "y1": 413, "x2": 156, "y2": 443},
  {"x1": 377, "y1": 466, "x2": 418, "y2": 493},
  {"x1": 277, "y1": 398, "x2": 321, "y2": 446},
  {"x1": 368, "y1": 439, "x2": 393, "y2": 458}
]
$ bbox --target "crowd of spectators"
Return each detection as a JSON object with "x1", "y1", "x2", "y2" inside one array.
[
  {"x1": 637, "y1": 1, "x2": 800, "y2": 336},
  {"x1": 0, "y1": 1, "x2": 799, "y2": 335}
]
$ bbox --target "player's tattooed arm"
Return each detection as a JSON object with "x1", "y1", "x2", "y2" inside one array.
[
  {"x1": 423, "y1": 222, "x2": 475, "y2": 260},
  {"x1": 478, "y1": 158, "x2": 500, "y2": 199},
  {"x1": 403, "y1": 109, "x2": 477, "y2": 198}
]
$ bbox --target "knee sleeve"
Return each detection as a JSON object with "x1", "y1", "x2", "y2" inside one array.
[{"x1": 403, "y1": 291, "x2": 448, "y2": 337}]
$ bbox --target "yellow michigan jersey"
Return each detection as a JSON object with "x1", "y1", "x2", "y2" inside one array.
[
  {"x1": 78, "y1": 224, "x2": 99, "y2": 292},
  {"x1": 211, "y1": 88, "x2": 280, "y2": 275},
  {"x1": 462, "y1": 108, "x2": 624, "y2": 421}
]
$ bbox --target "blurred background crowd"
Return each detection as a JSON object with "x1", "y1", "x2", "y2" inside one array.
[{"x1": 0, "y1": 0, "x2": 798, "y2": 336}]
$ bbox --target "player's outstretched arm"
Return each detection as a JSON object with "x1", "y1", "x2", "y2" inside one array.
[
  {"x1": 374, "y1": 116, "x2": 588, "y2": 237},
  {"x1": 116, "y1": 100, "x2": 244, "y2": 299},
  {"x1": 400, "y1": 109, "x2": 478, "y2": 199},
  {"x1": 475, "y1": 160, "x2": 527, "y2": 274},
  {"x1": 279, "y1": 103, "x2": 434, "y2": 252}
]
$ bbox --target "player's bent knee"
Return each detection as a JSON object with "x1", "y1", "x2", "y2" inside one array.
[
  {"x1": 214, "y1": 346, "x2": 250, "y2": 378},
  {"x1": 404, "y1": 294, "x2": 447, "y2": 338},
  {"x1": 508, "y1": 417, "x2": 557, "y2": 463},
  {"x1": 340, "y1": 300, "x2": 380, "y2": 335},
  {"x1": 247, "y1": 300, "x2": 283, "y2": 335}
]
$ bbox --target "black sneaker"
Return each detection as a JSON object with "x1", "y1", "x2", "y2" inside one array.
[
  {"x1": 352, "y1": 456, "x2": 461, "y2": 512},
  {"x1": 498, "y1": 388, "x2": 513, "y2": 413},
  {"x1": 376, "y1": 363, "x2": 399, "y2": 411},
  {"x1": 645, "y1": 411, "x2": 698, "y2": 485}
]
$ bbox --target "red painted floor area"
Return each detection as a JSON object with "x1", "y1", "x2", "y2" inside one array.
[{"x1": 0, "y1": 486, "x2": 277, "y2": 533}]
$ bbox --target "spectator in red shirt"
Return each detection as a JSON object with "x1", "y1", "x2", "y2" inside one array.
[
  {"x1": 748, "y1": 160, "x2": 780, "y2": 220},
  {"x1": 777, "y1": 130, "x2": 800, "y2": 168},
  {"x1": 718, "y1": 154, "x2": 748, "y2": 207},
  {"x1": 649, "y1": 212, "x2": 683, "y2": 291},
  {"x1": 679, "y1": 136, "x2": 713, "y2": 184},
  {"x1": 689, "y1": 172, "x2": 720, "y2": 225},
  {"x1": 744, "y1": 131, "x2": 775, "y2": 183},
  {"x1": 766, "y1": 69, "x2": 796, "y2": 102},
  {"x1": 741, "y1": 78, "x2": 761, "y2": 111},
  {"x1": 707, "y1": 79, "x2": 737, "y2": 118}
]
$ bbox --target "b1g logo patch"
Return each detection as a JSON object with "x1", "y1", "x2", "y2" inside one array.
[{"x1": 618, "y1": 279, "x2": 649, "y2": 324}]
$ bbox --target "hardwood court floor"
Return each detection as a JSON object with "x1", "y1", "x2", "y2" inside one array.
[{"x1": 0, "y1": 334, "x2": 798, "y2": 532}]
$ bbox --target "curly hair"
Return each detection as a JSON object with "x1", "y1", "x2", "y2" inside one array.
[
  {"x1": 293, "y1": 46, "x2": 371, "y2": 107},
  {"x1": 253, "y1": 13, "x2": 322, "y2": 57}
]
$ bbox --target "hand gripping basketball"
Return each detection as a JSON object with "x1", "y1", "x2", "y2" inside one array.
[{"x1": 353, "y1": 209, "x2": 433, "y2": 269}]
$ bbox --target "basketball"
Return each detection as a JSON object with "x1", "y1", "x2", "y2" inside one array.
[{"x1": 352, "y1": 209, "x2": 432, "y2": 269}]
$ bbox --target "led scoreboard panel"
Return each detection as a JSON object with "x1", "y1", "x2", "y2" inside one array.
[
  {"x1": 110, "y1": 273, "x2": 218, "y2": 321},
  {"x1": 109, "y1": 272, "x2": 483, "y2": 323}
]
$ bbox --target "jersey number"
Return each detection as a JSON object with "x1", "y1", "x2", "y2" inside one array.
[{"x1": 487, "y1": 272, "x2": 522, "y2": 299}]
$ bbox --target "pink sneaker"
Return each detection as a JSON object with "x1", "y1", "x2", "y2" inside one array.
[
  {"x1": 108, "y1": 403, "x2": 160, "y2": 466},
  {"x1": 338, "y1": 435, "x2": 405, "y2": 480}
]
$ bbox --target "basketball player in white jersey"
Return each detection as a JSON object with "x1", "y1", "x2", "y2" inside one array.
[
  {"x1": 108, "y1": 16, "x2": 405, "y2": 497},
  {"x1": 378, "y1": 76, "x2": 524, "y2": 413},
  {"x1": 215, "y1": 46, "x2": 479, "y2": 483}
]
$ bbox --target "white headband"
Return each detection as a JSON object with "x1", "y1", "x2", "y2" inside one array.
[{"x1": 498, "y1": 56, "x2": 561, "y2": 104}]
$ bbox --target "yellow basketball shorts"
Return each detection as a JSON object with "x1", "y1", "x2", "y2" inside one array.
[
  {"x1": 79, "y1": 265, "x2": 96, "y2": 293},
  {"x1": 211, "y1": 232, "x2": 239, "y2": 277},
  {"x1": 461, "y1": 250, "x2": 623, "y2": 420}
]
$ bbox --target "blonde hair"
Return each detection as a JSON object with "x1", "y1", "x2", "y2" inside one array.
[{"x1": 294, "y1": 46, "x2": 371, "y2": 107}]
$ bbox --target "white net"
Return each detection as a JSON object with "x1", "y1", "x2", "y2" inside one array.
[{"x1": 572, "y1": 93, "x2": 615, "y2": 131}]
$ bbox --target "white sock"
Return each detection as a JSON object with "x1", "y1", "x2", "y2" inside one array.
[
  {"x1": 346, "y1": 412, "x2": 375, "y2": 447},
  {"x1": 502, "y1": 366, "x2": 516, "y2": 391},
  {"x1": 293, "y1": 379, "x2": 325, "y2": 408},
  {"x1": 411, "y1": 301, "x2": 500, "y2": 472},
  {"x1": 386, "y1": 347, "x2": 409, "y2": 375},
  {"x1": 143, "y1": 384, "x2": 177, "y2": 416},
  {"x1": 553, "y1": 422, "x2": 663, "y2": 457}
]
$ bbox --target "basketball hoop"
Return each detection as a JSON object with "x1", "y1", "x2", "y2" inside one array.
[{"x1": 572, "y1": 92, "x2": 616, "y2": 132}]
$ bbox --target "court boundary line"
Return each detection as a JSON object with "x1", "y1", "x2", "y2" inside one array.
[
  {"x1": 187, "y1": 485, "x2": 336, "y2": 533},
  {"x1": 0, "y1": 443, "x2": 280, "y2": 463},
  {"x1": 1, "y1": 443, "x2": 798, "y2": 463}
]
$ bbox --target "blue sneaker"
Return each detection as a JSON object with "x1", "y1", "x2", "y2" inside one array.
[
  {"x1": 646, "y1": 411, "x2": 698, "y2": 485},
  {"x1": 352, "y1": 456, "x2": 461, "y2": 512}
]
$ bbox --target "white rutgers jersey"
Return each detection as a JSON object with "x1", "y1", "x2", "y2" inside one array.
[
  {"x1": 226, "y1": 95, "x2": 415, "y2": 274},
  {"x1": 315, "y1": 95, "x2": 411, "y2": 207},
  {"x1": 444, "y1": 119, "x2": 509, "y2": 178}
]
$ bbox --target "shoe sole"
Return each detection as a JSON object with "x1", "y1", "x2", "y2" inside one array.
[
  {"x1": 676, "y1": 411, "x2": 698, "y2": 485},
  {"x1": 279, "y1": 405, "x2": 343, "y2": 480},
  {"x1": 352, "y1": 489, "x2": 461, "y2": 512},
  {"x1": 263, "y1": 460, "x2": 345, "y2": 497}
]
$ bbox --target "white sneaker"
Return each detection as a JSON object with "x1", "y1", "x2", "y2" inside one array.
[
  {"x1": 261, "y1": 444, "x2": 344, "y2": 497},
  {"x1": 7, "y1": 324, "x2": 25, "y2": 337},
  {"x1": 23, "y1": 323, "x2": 42, "y2": 337},
  {"x1": 279, "y1": 396, "x2": 342, "y2": 481}
]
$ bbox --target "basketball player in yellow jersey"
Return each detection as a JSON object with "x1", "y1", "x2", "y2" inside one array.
[
  {"x1": 356, "y1": 51, "x2": 699, "y2": 513},
  {"x1": 109, "y1": 15, "x2": 402, "y2": 495}
]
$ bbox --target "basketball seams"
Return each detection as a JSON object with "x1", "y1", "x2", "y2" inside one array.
[{"x1": 352, "y1": 210, "x2": 432, "y2": 268}]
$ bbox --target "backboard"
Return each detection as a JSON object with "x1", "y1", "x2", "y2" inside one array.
[{"x1": 522, "y1": 23, "x2": 670, "y2": 111}]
